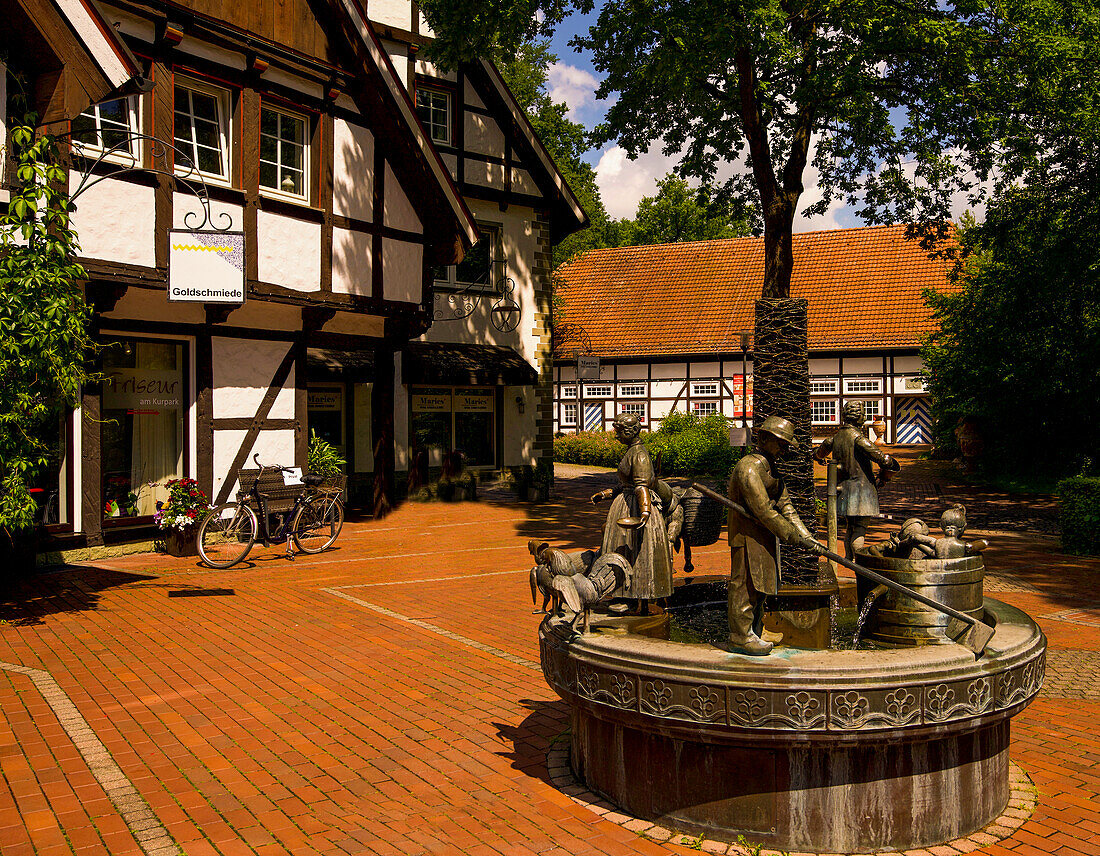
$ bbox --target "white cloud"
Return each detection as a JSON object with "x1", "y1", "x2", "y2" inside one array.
[{"x1": 548, "y1": 62, "x2": 601, "y2": 121}]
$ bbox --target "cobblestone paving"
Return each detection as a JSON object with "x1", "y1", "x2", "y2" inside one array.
[{"x1": 0, "y1": 452, "x2": 1095, "y2": 856}]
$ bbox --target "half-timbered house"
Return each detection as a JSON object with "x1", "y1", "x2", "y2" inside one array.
[
  {"x1": 552, "y1": 225, "x2": 957, "y2": 445},
  {"x1": 6, "y1": 0, "x2": 583, "y2": 554}
]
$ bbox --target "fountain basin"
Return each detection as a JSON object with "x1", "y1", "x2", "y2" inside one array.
[{"x1": 540, "y1": 597, "x2": 1045, "y2": 853}]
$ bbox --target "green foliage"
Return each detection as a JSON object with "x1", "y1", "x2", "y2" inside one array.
[
  {"x1": 1057, "y1": 477, "x2": 1100, "y2": 556},
  {"x1": 307, "y1": 430, "x2": 346, "y2": 478},
  {"x1": 553, "y1": 412, "x2": 742, "y2": 478},
  {"x1": 610, "y1": 174, "x2": 749, "y2": 247},
  {"x1": 922, "y1": 184, "x2": 1100, "y2": 478},
  {"x1": 0, "y1": 90, "x2": 94, "y2": 540}
]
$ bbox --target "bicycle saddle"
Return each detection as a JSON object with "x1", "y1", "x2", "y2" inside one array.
[{"x1": 304, "y1": 474, "x2": 325, "y2": 487}]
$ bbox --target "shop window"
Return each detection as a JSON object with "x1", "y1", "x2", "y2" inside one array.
[
  {"x1": 410, "y1": 386, "x2": 496, "y2": 468},
  {"x1": 101, "y1": 339, "x2": 186, "y2": 519},
  {"x1": 415, "y1": 87, "x2": 452, "y2": 145},
  {"x1": 174, "y1": 78, "x2": 232, "y2": 183},
  {"x1": 30, "y1": 413, "x2": 70, "y2": 526},
  {"x1": 562, "y1": 403, "x2": 577, "y2": 425},
  {"x1": 691, "y1": 382, "x2": 719, "y2": 397},
  {"x1": 692, "y1": 401, "x2": 718, "y2": 416},
  {"x1": 72, "y1": 97, "x2": 141, "y2": 161},
  {"x1": 435, "y1": 223, "x2": 501, "y2": 291},
  {"x1": 260, "y1": 104, "x2": 308, "y2": 200},
  {"x1": 811, "y1": 400, "x2": 838, "y2": 425},
  {"x1": 307, "y1": 385, "x2": 345, "y2": 456}
]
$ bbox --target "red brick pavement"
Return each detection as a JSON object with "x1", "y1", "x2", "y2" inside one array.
[{"x1": 0, "y1": 464, "x2": 1097, "y2": 856}]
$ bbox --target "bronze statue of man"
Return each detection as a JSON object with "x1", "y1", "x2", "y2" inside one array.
[
  {"x1": 727, "y1": 416, "x2": 823, "y2": 655},
  {"x1": 813, "y1": 401, "x2": 900, "y2": 559}
]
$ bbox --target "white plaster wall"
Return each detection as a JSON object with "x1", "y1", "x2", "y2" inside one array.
[
  {"x1": 213, "y1": 428, "x2": 296, "y2": 504},
  {"x1": 173, "y1": 192, "x2": 243, "y2": 232},
  {"x1": 894, "y1": 355, "x2": 924, "y2": 373},
  {"x1": 383, "y1": 163, "x2": 422, "y2": 232},
  {"x1": 464, "y1": 160, "x2": 506, "y2": 189},
  {"x1": 69, "y1": 176, "x2": 155, "y2": 267},
  {"x1": 894, "y1": 375, "x2": 928, "y2": 393},
  {"x1": 559, "y1": 365, "x2": 577, "y2": 382},
  {"x1": 843, "y1": 356, "x2": 884, "y2": 374},
  {"x1": 690, "y1": 361, "x2": 721, "y2": 378},
  {"x1": 263, "y1": 67, "x2": 323, "y2": 99},
  {"x1": 333, "y1": 119, "x2": 374, "y2": 222},
  {"x1": 810, "y1": 357, "x2": 840, "y2": 374},
  {"x1": 332, "y1": 227, "x2": 372, "y2": 296},
  {"x1": 503, "y1": 385, "x2": 536, "y2": 466},
  {"x1": 512, "y1": 168, "x2": 540, "y2": 196},
  {"x1": 394, "y1": 355, "x2": 408, "y2": 470},
  {"x1": 353, "y1": 383, "x2": 374, "y2": 472},
  {"x1": 383, "y1": 41, "x2": 408, "y2": 87},
  {"x1": 441, "y1": 153, "x2": 459, "y2": 182},
  {"x1": 104, "y1": 7, "x2": 155, "y2": 41},
  {"x1": 257, "y1": 211, "x2": 321, "y2": 291},
  {"x1": 414, "y1": 59, "x2": 455, "y2": 81},
  {"x1": 369, "y1": 0, "x2": 413, "y2": 30},
  {"x1": 464, "y1": 113, "x2": 506, "y2": 156},
  {"x1": 463, "y1": 79, "x2": 486, "y2": 109},
  {"x1": 211, "y1": 338, "x2": 295, "y2": 419},
  {"x1": 615, "y1": 364, "x2": 647, "y2": 380},
  {"x1": 652, "y1": 362, "x2": 687, "y2": 380},
  {"x1": 651, "y1": 379, "x2": 685, "y2": 397},
  {"x1": 382, "y1": 238, "x2": 423, "y2": 303},
  {"x1": 650, "y1": 399, "x2": 675, "y2": 419}
]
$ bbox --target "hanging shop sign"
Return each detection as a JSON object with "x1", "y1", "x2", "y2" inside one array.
[
  {"x1": 168, "y1": 230, "x2": 246, "y2": 303},
  {"x1": 411, "y1": 387, "x2": 452, "y2": 412},
  {"x1": 454, "y1": 389, "x2": 494, "y2": 412},
  {"x1": 577, "y1": 354, "x2": 601, "y2": 380}
]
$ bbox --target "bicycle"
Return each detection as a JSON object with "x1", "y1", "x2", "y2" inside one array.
[{"x1": 197, "y1": 454, "x2": 345, "y2": 569}]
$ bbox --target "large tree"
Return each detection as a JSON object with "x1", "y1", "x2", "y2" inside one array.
[{"x1": 613, "y1": 173, "x2": 749, "y2": 246}]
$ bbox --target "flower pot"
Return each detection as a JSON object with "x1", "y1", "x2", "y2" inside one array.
[{"x1": 164, "y1": 528, "x2": 199, "y2": 558}]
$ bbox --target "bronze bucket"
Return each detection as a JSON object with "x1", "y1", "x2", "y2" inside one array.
[{"x1": 854, "y1": 553, "x2": 985, "y2": 646}]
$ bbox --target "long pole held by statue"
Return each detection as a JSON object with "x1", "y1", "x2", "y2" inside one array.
[{"x1": 740, "y1": 330, "x2": 751, "y2": 451}]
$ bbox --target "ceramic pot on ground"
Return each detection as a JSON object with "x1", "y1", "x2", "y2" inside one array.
[{"x1": 164, "y1": 527, "x2": 199, "y2": 558}]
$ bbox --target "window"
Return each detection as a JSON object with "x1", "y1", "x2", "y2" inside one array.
[
  {"x1": 844, "y1": 377, "x2": 882, "y2": 394},
  {"x1": 409, "y1": 387, "x2": 496, "y2": 467},
  {"x1": 415, "y1": 87, "x2": 451, "y2": 145},
  {"x1": 620, "y1": 402, "x2": 646, "y2": 422},
  {"x1": 435, "y1": 223, "x2": 500, "y2": 290},
  {"x1": 260, "y1": 105, "x2": 308, "y2": 200},
  {"x1": 72, "y1": 97, "x2": 141, "y2": 160},
  {"x1": 584, "y1": 385, "x2": 612, "y2": 398},
  {"x1": 174, "y1": 79, "x2": 231, "y2": 182},
  {"x1": 692, "y1": 401, "x2": 718, "y2": 416},
  {"x1": 561, "y1": 385, "x2": 578, "y2": 399},
  {"x1": 563, "y1": 403, "x2": 578, "y2": 425},
  {"x1": 691, "y1": 382, "x2": 719, "y2": 397},
  {"x1": 307, "y1": 385, "x2": 344, "y2": 455},
  {"x1": 619, "y1": 383, "x2": 646, "y2": 398},
  {"x1": 810, "y1": 378, "x2": 839, "y2": 395},
  {"x1": 846, "y1": 399, "x2": 882, "y2": 421},
  {"x1": 811, "y1": 400, "x2": 838, "y2": 424}
]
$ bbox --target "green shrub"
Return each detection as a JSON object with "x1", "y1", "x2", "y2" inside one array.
[
  {"x1": 553, "y1": 413, "x2": 742, "y2": 478},
  {"x1": 1058, "y1": 477, "x2": 1100, "y2": 555},
  {"x1": 308, "y1": 430, "x2": 346, "y2": 478}
]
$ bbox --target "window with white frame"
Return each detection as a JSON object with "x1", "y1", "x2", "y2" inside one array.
[
  {"x1": 584, "y1": 385, "x2": 612, "y2": 398},
  {"x1": 692, "y1": 401, "x2": 718, "y2": 416},
  {"x1": 72, "y1": 97, "x2": 141, "y2": 161},
  {"x1": 260, "y1": 104, "x2": 308, "y2": 200},
  {"x1": 618, "y1": 383, "x2": 646, "y2": 398},
  {"x1": 415, "y1": 87, "x2": 451, "y2": 145},
  {"x1": 174, "y1": 79, "x2": 232, "y2": 182},
  {"x1": 811, "y1": 400, "x2": 838, "y2": 424},
  {"x1": 560, "y1": 385, "x2": 578, "y2": 399},
  {"x1": 691, "y1": 381, "x2": 720, "y2": 397},
  {"x1": 844, "y1": 377, "x2": 882, "y2": 395},
  {"x1": 620, "y1": 402, "x2": 646, "y2": 422},
  {"x1": 846, "y1": 399, "x2": 882, "y2": 421},
  {"x1": 810, "y1": 378, "x2": 839, "y2": 395},
  {"x1": 435, "y1": 223, "x2": 500, "y2": 290},
  {"x1": 562, "y1": 403, "x2": 577, "y2": 425}
]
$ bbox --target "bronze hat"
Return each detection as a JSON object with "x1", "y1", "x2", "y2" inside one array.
[{"x1": 758, "y1": 416, "x2": 798, "y2": 450}]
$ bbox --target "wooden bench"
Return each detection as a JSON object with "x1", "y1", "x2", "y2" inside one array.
[{"x1": 235, "y1": 468, "x2": 307, "y2": 516}]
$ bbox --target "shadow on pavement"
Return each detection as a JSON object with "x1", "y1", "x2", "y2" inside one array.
[
  {"x1": 492, "y1": 697, "x2": 572, "y2": 784},
  {"x1": 0, "y1": 567, "x2": 153, "y2": 626}
]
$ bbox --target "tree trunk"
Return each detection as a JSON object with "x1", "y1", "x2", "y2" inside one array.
[{"x1": 754, "y1": 212, "x2": 819, "y2": 583}]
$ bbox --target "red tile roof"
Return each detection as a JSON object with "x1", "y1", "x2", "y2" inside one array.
[{"x1": 555, "y1": 224, "x2": 958, "y2": 357}]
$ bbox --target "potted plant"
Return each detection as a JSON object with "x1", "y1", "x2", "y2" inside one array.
[
  {"x1": 154, "y1": 478, "x2": 211, "y2": 557},
  {"x1": 308, "y1": 430, "x2": 347, "y2": 492}
]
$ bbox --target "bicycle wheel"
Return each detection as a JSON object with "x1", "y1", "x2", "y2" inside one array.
[
  {"x1": 291, "y1": 495, "x2": 344, "y2": 554},
  {"x1": 197, "y1": 503, "x2": 257, "y2": 568}
]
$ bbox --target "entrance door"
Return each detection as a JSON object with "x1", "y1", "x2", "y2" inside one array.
[
  {"x1": 584, "y1": 403, "x2": 603, "y2": 432},
  {"x1": 895, "y1": 397, "x2": 931, "y2": 444}
]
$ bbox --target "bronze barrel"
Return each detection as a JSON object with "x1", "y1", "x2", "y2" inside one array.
[{"x1": 855, "y1": 553, "x2": 985, "y2": 646}]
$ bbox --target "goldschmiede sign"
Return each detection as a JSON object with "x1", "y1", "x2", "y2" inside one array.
[{"x1": 168, "y1": 230, "x2": 246, "y2": 303}]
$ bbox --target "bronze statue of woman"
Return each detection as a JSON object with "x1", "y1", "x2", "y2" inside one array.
[{"x1": 590, "y1": 412, "x2": 674, "y2": 614}]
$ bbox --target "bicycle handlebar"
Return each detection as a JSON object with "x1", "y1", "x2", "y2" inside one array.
[{"x1": 252, "y1": 452, "x2": 293, "y2": 474}]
